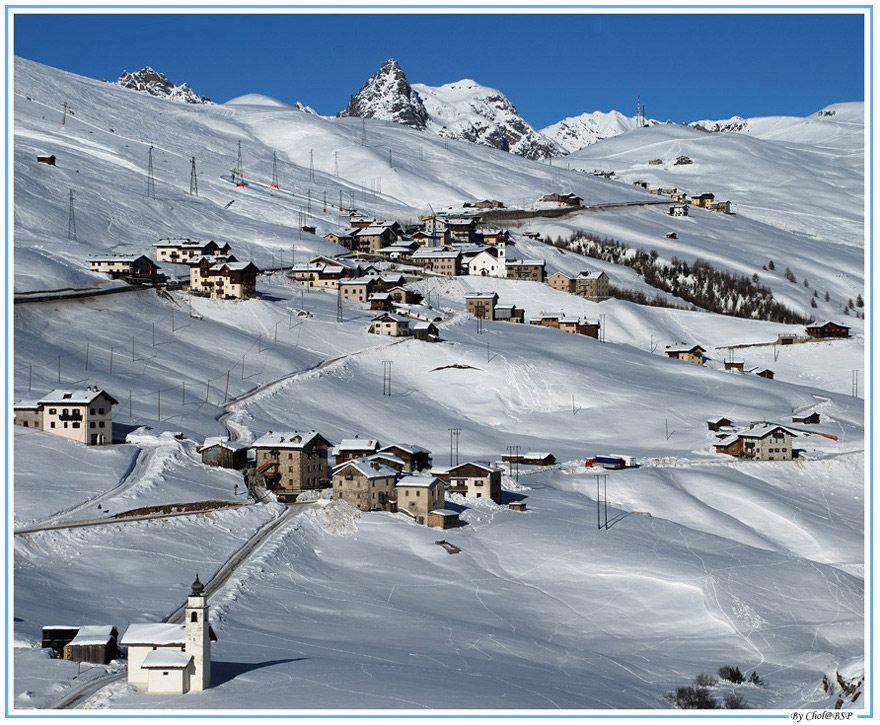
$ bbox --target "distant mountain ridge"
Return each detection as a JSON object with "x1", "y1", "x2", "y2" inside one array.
[
  {"x1": 116, "y1": 67, "x2": 211, "y2": 105},
  {"x1": 541, "y1": 110, "x2": 659, "y2": 153}
]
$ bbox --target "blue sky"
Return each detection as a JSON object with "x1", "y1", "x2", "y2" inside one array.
[{"x1": 14, "y1": 12, "x2": 865, "y2": 127}]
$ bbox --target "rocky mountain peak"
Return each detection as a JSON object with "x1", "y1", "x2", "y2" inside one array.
[
  {"x1": 337, "y1": 58, "x2": 428, "y2": 129},
  {"x1": 116, "y1": 67, "x2": 212, "y2": 105}
]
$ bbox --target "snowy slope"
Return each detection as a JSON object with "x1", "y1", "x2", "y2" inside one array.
[
  {"x1": 11, "y1": 56, "x2": 865, "y2": 713},
  {"x1": 566, "y1": 106, "x2": 864, "y2": 246}
]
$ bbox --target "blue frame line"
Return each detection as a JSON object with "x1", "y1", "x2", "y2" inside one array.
[{"x1": 3, "y1": 3, "x2": 873, "y2": 719}]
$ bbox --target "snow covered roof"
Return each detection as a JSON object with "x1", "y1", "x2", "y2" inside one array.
[
  {"x1": 524, "y1": 452, "x2": 553, "y2": 459},
  {"x1": 411, "y1": 248, "x2": 461, "y2": 259},
  {"x1": 141, "y1": 649, "x2": 193, "y2": 669},
  {"x1": 333, "y1": 459, "x2": 398, "y2": 479},
  {"x1": 368, "y1": 293, "x2": 392, "y2": 300},
  {"x1": 380, "y1": 443, "x2": 430, "y2": 455},
  {"x1": 199, "y1": 437, "x2": 248, "y2": 452},
  {"x1": 396, "y1": 474, "x2": 442, "y2": 488},
  {"x1": 577, "y1": 271, "x2": 605, "y2": 280},
  {"x1": 465, "y1": 293, "x2": 498, "y2": 300},
  {"x1": 68, "y1": 625, "x2": 116, "y2": 646},
  {"x1": 14, "y1": 399, "x2": 42, "y2": 409},
  {"x1": 739, "y1": 424, "x2": 799, "y2": 440},
  {"x1": 716, "y1": 435, "x2": 740, "y2": 447},
  {"x1": 367, "y1": 452, "x2": 406, "y2": 466},
  {"x1": 413, "y1": 322, "x2": 435, "y2": 330},
  {"x1": 447, "y1": 461, "x2": 502, "y2": 474},
  {"x1": 372, "y1": 313, "x2": 408, "y2": 323},
  {"x1": 121, "y1": 623, "x2": 185, "y2": 646},
  {"x1": 210, "y1": 261, "x2": 257, "y2": 272},
  {"x1": 359, "y1": 225, "x2": 396, "y2": 235},
  {"x1": 338, "y1": 278, "x2": 375, "y2": 286},
  {"x1": 38, "y1": 388, "x2": 118, "y2": 405},
  {"x1": 666, "y1": 344, "x2": 706, "y2": 354},
  {"x1": 430, "y1": 509, "x2": 459, "y2": 516},
  {"x1": 251, "y1": 430, "x2": 327, "y2": 450},
  {"x1": 506, "y1": 259, "x2": 545, "y2": 266},
  {"x1": 89, "y1": 254, "x2": 150, "y2": 263},
  {"x1": 807, "y1": 320, "x2": 850, "y2": 329},
  {"x1": 337, "y1": 438, "x2": 380, "y2": 451}
]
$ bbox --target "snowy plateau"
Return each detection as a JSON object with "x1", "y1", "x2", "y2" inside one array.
[{"x1": 10, "y1": 55, "x2": 866, "y2": 713}]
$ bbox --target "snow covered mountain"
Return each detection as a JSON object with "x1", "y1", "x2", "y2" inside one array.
[
  {"x1": 541, "y1": 110, "x2": 659, "y2": 153},
  {"x1": 338, "y1": 58, "x2": 429, "y2": 129},
  {"x1": 116, "y1": 67, "x2": 211, "y2": 105},
  {"x1": 689, "y1": 116, "x2": 750, "y2": 133},
  {"x1": 338, "y1": 59, "x2": 559, "y2": 160},
  {"x1": 412, "y1": 79, "x2": 561, "y2": 160}
]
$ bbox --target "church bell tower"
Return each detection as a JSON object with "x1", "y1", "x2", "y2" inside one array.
[{"x1": 185, "y1": 574, "x2": 211, "y2": 691}]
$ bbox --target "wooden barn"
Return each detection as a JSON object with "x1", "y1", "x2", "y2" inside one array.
[
  {"x1": 805, "y1": 321, "x2": 851, "y2": 339},
  {"x1": 707, "y1": 416, "x2": 733, "y2": 432},
  {"x1": 42, "y1": 625, "x2": 80, "y2": 656},
  {"x1": 428, "y1": 509, "x2": 460, "y2": 529},
  {"x1": 198, "y1": 438, "x2": 249, "y2": 469},
  {"x1": 792, "y1": 412, "x2": 821, "y2": 425},
  {"x1": 378, "y1": 443, "x2": 432, "y2": 472},
  {"x1": 413, "y1": 322, "x2": 440, "y2": 342},
  {"x1": 754, "y1": 368, "x2": 775, "y2": 379},
  {"x1": 64, "y1": 626, "x2": 119, "y2": 664},
  {"x1": 37, "y1": 154, "x2": 57, "y2": 166}
]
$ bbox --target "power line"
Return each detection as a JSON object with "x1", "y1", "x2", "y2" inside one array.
[
  {"x1": 448, "y1": 428, "x2": 461, "y2": 467},
  {"x1": 67, "y1": 189, "x2": 77, "y2": 242},
  {"x1": 146, "y1": 145, "x2": 156, "y2": 199},
  {"x1": 189, "y1": 156, "x2": 198, "y2": 196}
]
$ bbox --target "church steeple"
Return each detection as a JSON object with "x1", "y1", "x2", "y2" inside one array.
[{"x1": 185, "y1": 574, "x2": 211, "y2": 691}]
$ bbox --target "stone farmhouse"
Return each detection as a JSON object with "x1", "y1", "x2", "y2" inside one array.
[
  {"x1": 369, "y1": 312, "x2": 411, "y2": 337},
  {"x1": 13, "y1": 387, "x2": 116, "y2": 445},
  {"x1": 251, "y1": 430, "x2": 332, "y2": 498},
  {"x1": 89, "y1": 254, "x2": 160, "y2": 281},
  {"x1": 714, "y1": 424, "x2": 798, "y2": 461},
  {"x1": 396, "y1": 474, "x2": 446, "y2": 525},
  {"x1": 331, "y1": 459, "x2": 399, "y2": 511},
  {"x1": 334, "y1": 438, "x2": 381, "y2": 465},
  {"x1": 433, "y1": 462, "x2": 502, "y2": 503},
  {"x1": 154, "y1": 239, "x2": 231, "y2": 264},
  {"x1": 665, "y1": 344, "x2": 706, "y2": 364},
  {"x1": 506, "y1": 259, "x2": 546, "y2": 283}
]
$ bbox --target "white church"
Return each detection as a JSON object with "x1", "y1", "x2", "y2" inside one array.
[
  {"x1": 120, "y1": 575, "x2": 216, "y2": 695},
  {"x1": 468, "y1": 239, "x2": 508, "y2": 278}
]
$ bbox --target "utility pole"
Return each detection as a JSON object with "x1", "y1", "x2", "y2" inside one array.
[
  {"x1": 852, "y1": 369, "x2": 859, "y2": 397},
  {"x1": 448, "y1": 428, "x2": 461, "y2": 467},
  {"x1": 383, "y1": 361, "x2": 393, "y2": 396},
  {"x1": 307, "y1": 189, "x2": 312, "y2": 217},
  {"x1": 61, "y1": 101, "x2": 71, "y2": 125},
  {"x1": 309, "y1": 149, "x2": 315, "y2": 182},
  {"x1": 190, "y1": 156, "x2": 198, "y2": 196},
  {"x1": 361, "y1": 117, "x2": 367, "y2": 146},
  {"x1": 323, "y1": 190, "x2": 327, "y2": 213},
  {"x1": 67, "y1": 189, "x2": 77, "y2": 242},
  {"x1": 333, "y1": 151, "x2": 339, "y2": 177},
  {"x1": 146, "y1": 145, "x2": 156, "y2": 199},
  {"x1": 336, "y1": 286, "x2": 343, "y2": 323},
  {"x1": 388, "y1": 148, "x2": 393, "y2": 168},
  {"x1": 596, "y1": 474, "x2": 609, "y2": 530},
  {"x1": 600, "y1": 314, "x2": 606, "y2": 343},
  {"x1": 271, "y1": 151, "x2": 279, "y2": 189},
  {"x1": 506, "y1": 445, "x2": 520, "y2": 481},
  {"x1": 235, "y1": 140, "x2": 244, "y2": 186}
]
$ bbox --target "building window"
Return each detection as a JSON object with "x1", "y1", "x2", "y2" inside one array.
[
  {"x1": 50, "y1": 422, "x2": 55, "y2": 428},
  {"x1": 99, "y1": 421, "x2": 105, "y2": 428},
  {"x1": 90, "y1": 422, "x2": 96, "y2": 428},
  {"x1": 72, "y1": 422, "x2": 80, "y2": 428},
  {"x1": 191, "y1": 612, "x2": 198, "y2": 622}
]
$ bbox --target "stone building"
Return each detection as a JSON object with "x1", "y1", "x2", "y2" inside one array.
[
  {"x1": 251, "y1": 430, "x2": 332, "y2": 495},
  {"x1": 331, "y1": 459, "x2": 399, "y2": 511}
]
